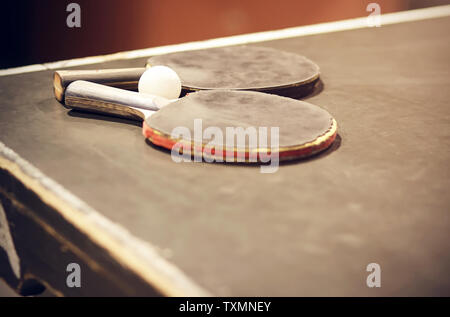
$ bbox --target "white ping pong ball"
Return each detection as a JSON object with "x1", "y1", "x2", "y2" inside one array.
[{"x1": 138, "y1": 66, "x2": 182, "y2": 100}]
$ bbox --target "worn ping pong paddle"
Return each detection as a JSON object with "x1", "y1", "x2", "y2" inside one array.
[
  {"x1": 64, "y1": 81, "x2": 336, "y2": 163},
  {"x1": 54, "y1": 45, "x2": 320, "y2": 102}
]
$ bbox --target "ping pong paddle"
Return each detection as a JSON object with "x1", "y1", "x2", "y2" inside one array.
[
  {"x1": 54, "y1": 45, "x2": 320, "y2": 102},
  {"x1": 64, "y1": 80, "x2": 336, "y2": 163}
]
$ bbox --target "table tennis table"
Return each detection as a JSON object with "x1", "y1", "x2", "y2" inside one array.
[{"x1": 1, "y1": 6, "x2": 449, "y2": 296}]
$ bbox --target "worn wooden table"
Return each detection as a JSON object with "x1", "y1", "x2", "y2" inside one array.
[{"x1": 1, "y1": 7, "x2": 449, "y2": 296}]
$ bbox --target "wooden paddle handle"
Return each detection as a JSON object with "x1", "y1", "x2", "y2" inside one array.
[
  {"x1": 64, "y1": 80, "x2": 166, "y2": 121},
  {"x1": 53, "y1": 68, "x2": 145, "y2": 102}
]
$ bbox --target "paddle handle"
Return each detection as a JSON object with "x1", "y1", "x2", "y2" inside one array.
[
  {"x1": 64, "y1": 80, "x2": 168, "y2": 120},
  {"x1": 54, "y1": 68, "x2": 145, "y2": 102}
]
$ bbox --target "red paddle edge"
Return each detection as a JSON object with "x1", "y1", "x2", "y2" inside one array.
[{"x1": 142, "y1": 120, "x2": 337, "y2": 162}]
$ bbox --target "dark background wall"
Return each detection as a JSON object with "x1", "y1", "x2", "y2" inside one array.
[{"x1": 1, "y1": 0, "x2": 449, "y2": 69}]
